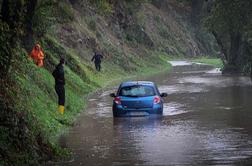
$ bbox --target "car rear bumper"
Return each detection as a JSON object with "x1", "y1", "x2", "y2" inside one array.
[{"x1": 113, "y1": 104, "x2": 163, "y2": 116}]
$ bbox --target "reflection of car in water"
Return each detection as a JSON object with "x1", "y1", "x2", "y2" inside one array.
[{"x1": 110, "y1": 81, "x2": 167, "y2": 117}]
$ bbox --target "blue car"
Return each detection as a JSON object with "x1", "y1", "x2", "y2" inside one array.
[{"x1": 110, "y1": 81, "x2": 167, "y2": 117}]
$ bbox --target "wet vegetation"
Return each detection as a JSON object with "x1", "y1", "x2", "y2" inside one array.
[
  {"x1": 190, "y1": 0, "x2": 252, "y2": 74},
  {"x1": 0, "y1": 0, "x2": 250, "y2": 165},
  {"x1": 192, "y1": 57, "x2": 223, "y2": 68}
]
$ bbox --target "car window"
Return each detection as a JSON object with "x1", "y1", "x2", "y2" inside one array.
[{"x1": 119, "y1": 85, "x2": 156, "y2": 97}]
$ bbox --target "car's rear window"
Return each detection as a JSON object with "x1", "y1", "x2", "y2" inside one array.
[{"x1": 119, "y1": 85, "x2": 156, "y2": 97}]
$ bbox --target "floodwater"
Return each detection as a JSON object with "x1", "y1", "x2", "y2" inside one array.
[{"x1": 55, "y1": 61, "x2": 252, "y2": 166}]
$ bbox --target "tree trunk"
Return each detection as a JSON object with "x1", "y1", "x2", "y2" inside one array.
[
  {"x1": 25, "y1": 0, "x2": 37, "y2": 32},
  {"x1": 0, "y1": 0, "x2": 38, "y2": 78},
  {"x1": 23, "y1": 0, "x2": 38, "y2": 50},
  {"x1": 229, "y1": 32, "x2": 241, "y2": 66},
  {"x1": 191, "y1": 0, "x2": 204, "y2": 26},
  {"x1": 1, "y1": 0, "x2": 9, "y2": 23},
  {"x1": 212, "y1": 31, "x2": 228, "y2": 62}
]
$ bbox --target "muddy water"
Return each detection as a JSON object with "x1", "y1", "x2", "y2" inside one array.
[{"x1": 56, "y1": 61, "x2": 252, "y2": 166}]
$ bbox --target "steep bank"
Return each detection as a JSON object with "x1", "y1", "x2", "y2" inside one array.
[{"x1": 0, "y1": 0, "x2": 217, "y2": 164}]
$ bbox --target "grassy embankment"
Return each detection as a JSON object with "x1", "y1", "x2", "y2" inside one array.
[
  {"x1": 192, "y1": 57, "x2": 223, "y2": 68},
  {"x1": 162, "y1": 54, "x2": 223, "y2": 68}
]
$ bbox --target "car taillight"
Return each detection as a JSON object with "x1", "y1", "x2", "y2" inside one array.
[
  {"x1": 153, "y1": 96, "x2": 161, "y2": 104},
  {"x1": 114, "y1": 97, "x2": 121, "y2": 105}
]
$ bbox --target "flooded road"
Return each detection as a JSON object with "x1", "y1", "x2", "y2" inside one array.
[{"x1": 58, "y1": 61, "x2": 252, "y2": 166}]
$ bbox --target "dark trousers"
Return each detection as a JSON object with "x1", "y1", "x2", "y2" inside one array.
[
  {"x1": 55, "y1": 84, "x2": 65, "y2": 106},
  {"x1": 95, "y1": 62, "x2": 101, "y2": 71}
]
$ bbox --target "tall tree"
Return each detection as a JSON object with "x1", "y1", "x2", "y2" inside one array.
[
  {"x1": 0, "y1": 0, "x2": 38, "y2": 78},
  {"x1": 205, "y1": 0, "x2": 252, "y2": 72}
]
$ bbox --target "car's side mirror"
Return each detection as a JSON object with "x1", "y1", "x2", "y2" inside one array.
[
  {"x1": 160, "y1": 93, "x2": 168, "y2": 97},
  {"x1": 110, "y1": 93, "x2": 116, "y2": 98}
]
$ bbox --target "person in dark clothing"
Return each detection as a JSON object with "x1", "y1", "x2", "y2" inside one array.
[
  {"x1": 91, "y1": 52, "x2": 103, "y2": 71},
  {"x1": 52, "y1": 58, "x2": 65, "y2": 114}
]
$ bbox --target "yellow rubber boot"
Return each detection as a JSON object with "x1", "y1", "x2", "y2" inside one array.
[{"x1": 58, "y1": 105, "x2": 65, "y2": 115}]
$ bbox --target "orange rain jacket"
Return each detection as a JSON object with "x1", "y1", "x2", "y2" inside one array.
[{"x1": 30, "y1": 44, "x2": 44, "y2": 67}]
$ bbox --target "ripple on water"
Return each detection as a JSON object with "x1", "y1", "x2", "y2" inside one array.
[
  {"x1": 89, "y1": 99, "x2": 97, "y2": 102},
  {"x1": 100, "y1": 89, "x2": 117, "y2": 97},
  {"x1": 158, "y1": 84, "x2": 206, "y2": 94},
  {"x1": 168, "y1": 61, "x2": 193, "y2": 66},
  {"x1": 199, "y1": 128, "x2": 252, "y2": 164},
  {"x1": 217, "y1": 106, "x2": 232, "y2": 110},
  {"x1": 94, "y1": 102, "x2": 112, "y2": 118},
  {"x1": 163, "y1": 102, "x2": 188, "y2": 116},
  {"x1": 179, "y1": 75, "x2": 252, "y2": 87},
  {"x1": 206, "y1": 68, "x2": 222, "y2": 74},
  {"x1": 179, "y1": 76, "x2": 215, "y2": 84}
]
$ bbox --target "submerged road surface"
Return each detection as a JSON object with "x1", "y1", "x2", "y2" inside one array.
[{"x1": 57, "y1": 61, "x2": 252, "y2": 166}]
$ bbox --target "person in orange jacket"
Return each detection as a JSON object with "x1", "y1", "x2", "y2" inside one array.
[{"x1": 30, "y1": 44, "x2": 44, "y2": 67}]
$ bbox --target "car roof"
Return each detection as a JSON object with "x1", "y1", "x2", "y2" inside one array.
[{"x1": 120, "y1": 81, "x2": 155, "y2": 87}]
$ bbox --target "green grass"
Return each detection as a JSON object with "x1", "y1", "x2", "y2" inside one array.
[
  {"x1": 162, "y1": 55, "x2": 223, "y2": 68},
  {"x1": 192, "y1": 57, "x2": 223, "y2": 68}
]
